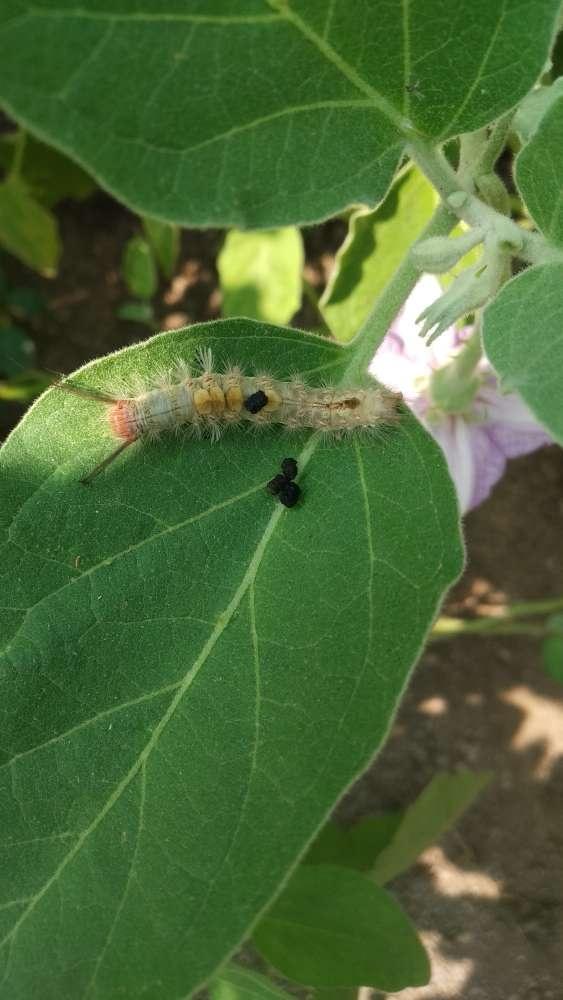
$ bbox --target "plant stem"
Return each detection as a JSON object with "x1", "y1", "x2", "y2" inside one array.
[
  {"x1": 431, "y1": 596, "x2": 563, "y2": 640},
  {"x1": 406, "y1": 135, "x2": 563, "y2": 266},
  {"x1": 431, "y1": 617, "x2": 546, "y2": 639},
  {"x1": 344, "y1": 201, "x2": 456, "y2": 378},
  {"x1": 502, "y1": 596, "x2": 563, "y2": 618},
  {"x1": 474, "y1": 112, "x2": 514, "y2": 176}
]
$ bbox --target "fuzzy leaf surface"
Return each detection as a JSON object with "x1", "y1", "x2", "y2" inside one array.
[
  {"x1": 0, "y1": 0, "x2": 559, "y2": 226},
  {"x1": 0, "y1": 319, "x2": 462, "y2": 1000},
  {"x1": 516, "y1": 95, "x2": 563, "y2": 246},
  {"x1": 483, "y1": 263, "x2": 563, "y2": 444}
]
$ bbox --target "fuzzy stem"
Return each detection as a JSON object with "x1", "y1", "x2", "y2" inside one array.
[
  {"x1": 405, "y1": 135, "x2": 563, "y2": 266},
  {"x1": 474, "y1": 112, "x2": 514, "y2": 176},
  {"x1": 344, "y1": 201, "x2": 456, "y2": 379}
]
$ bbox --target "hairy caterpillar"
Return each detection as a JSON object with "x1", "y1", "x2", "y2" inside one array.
[{"x1": 55, "y1": 349, "x2": 402, "y2": 484}]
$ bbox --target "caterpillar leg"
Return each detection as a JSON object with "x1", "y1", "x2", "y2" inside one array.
[{"x1": 80, "y1": 439, "x2": 135, "y2": 485}]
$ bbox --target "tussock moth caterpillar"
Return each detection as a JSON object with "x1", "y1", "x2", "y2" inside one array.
[{"x1": 54, "y1": 348, "x2": 401, "y2": 484}]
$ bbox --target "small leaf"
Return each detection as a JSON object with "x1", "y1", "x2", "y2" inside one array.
[
  {"x1": 320, "y1": 167, "x2": 438, "y2": 342},
  {"x1": 0, "y1": 132, "x2": 96, "y2": 206},
  {"x1": 253, "y1": 864, "x2": 429, "y2": 990},
  {"x1": 116, "y1": 299, "x2": 155, "y2": 325},
  {"x1": 0, "y1": 324, "x2": 35, "y2": 376},
  {"x1": 210, "y1": 964, "x2": 294, "y2": 1000},
  {"x1": 0, "y1": 175, "x2": 60, "y2": 275},
  {"x1": 542, "y1": 614, "x2": 563, "y2": 684},
  {"x1": 372, "y1": 771, "x2": 491, "y2": 885},
  {"x1": 218, "y1": 228, "x2": 303, "y2": 325},
  {"x1": 122, "y1": 236, "x2": 158, "y2": 299},
  {"x1": 435, "y1": 223, "x2": 484, "y2": 290},
  {"x1": 305, "y1": 814, "x2": 402, "y2": 871},
  {"x1": 142, "y1": 216, "x2": 181, "y2": 279},
  {"x1": 516, "y1": 94, "x2": 563, "y2": 245},
  {"x1": 482, "y1": 262, "x2": 563, "y2": 444},
  {"x1": 513, "y1": 78, "x2": 563, "y2": 142}
]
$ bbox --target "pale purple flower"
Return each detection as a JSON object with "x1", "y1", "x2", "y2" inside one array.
[{"x1": 369, "y1": 275, "x2": 551, "y2": 513}]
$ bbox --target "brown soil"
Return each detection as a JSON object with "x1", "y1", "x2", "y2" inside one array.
[
  {"x1": 2, "y1": 191, "x2": 562, "y2": 1000},
  {"x1": 342, "y1": 445, "x2": 563, "y2": 1000}
]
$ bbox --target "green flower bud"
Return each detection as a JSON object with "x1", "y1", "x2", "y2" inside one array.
[{"x1": 411, "y1": 228, "x2": 484, "y2": 273}]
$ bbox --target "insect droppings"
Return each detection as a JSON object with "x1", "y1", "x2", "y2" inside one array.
[
  {"x1": 278, "y1": 481, "x2": 301, "y2": 508},
  {"x1": 281, "y1": 457, "x2": 298, "y2": 480},
  {"x1": 266, "y1": 473, "x2": 287, "y2": 496}
]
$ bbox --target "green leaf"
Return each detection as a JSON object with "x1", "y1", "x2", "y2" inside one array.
[
  {"x1": 320, "y1": 167, "x2": 438, "y2": 342},
  {"x1": 516, "y1": 95, "x2": 563, "y2": 245},
  {"x1": 0, "y1": 175, "x2": 60, "y2": 274},
  {"x1": 514, "y1": 78, "x2": 563, "y2": 142},
  {"x1": 304, "y1": 814, "x2": 403, "y2": 872},
  {"x1": 122, "y1": 235, "x2": 158, "y2": 299},
  {"x1": 142, "y1": 216, "x2": 181, "y2": 279},
  {"x1": 541, "y1": 614, "x2": 563, "y2": 684},
  {"x1": 0, "y1": 132, "x2": 96, "y2": 207},
  {"x1": 218, "y1": 228, "x2": 303, "y2": 325},
  {"x1": 210, "y1": 964, "x2": 294, "y2": 1000},
  {"x1": 482, "y1": 262, "x2": 563, "y2": 444},
  {"x1": 253, "y1": 864, "x2": 429, "y2": 990},
  {"x1": 372, "y1": 771, "x2": 491, "y2": 886},
  {"x1": 0, "y1": 368, "x2": 52, "y2": 403},
  {"x1": 0, "y1": 1, "x2": 559, "y2": 226},
  {"x1": 0, "y1": 319, "x2": 462, "y2": 1000},
  {"x1": 116, "y1": 299, "x2": 155, "y2": 325},
  {"x1": 0, "y1": 324, "x2": 35, "y2": 376}
]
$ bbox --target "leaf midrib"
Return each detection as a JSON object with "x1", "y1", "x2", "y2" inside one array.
[{"x1": 0, "y1": 421, "x2": 333, "y2": 956}]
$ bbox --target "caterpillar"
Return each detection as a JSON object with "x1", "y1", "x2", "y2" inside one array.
[{"x1": 54, "y1": 349, "x2": 402, "y2": 484}]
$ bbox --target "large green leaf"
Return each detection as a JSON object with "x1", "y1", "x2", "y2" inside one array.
[
  {"x1": 0, "y1": 319, "x2": 462, "y2": 1000},
  {"x1": 253, "y1": 864, "x2": 429, "y2": 990},
  {"x1": 320, "y1": 167, "x2": 437, "y2": 342},
  {"x1": 482, "y1": 262, "x2": 563, "y2": 444},
  {"x1": 516, "y1": 95, "x2": 563, "y2": 246},
  {"x1": 0, "y1": 0, "x2": 559, "y2": 226}
]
